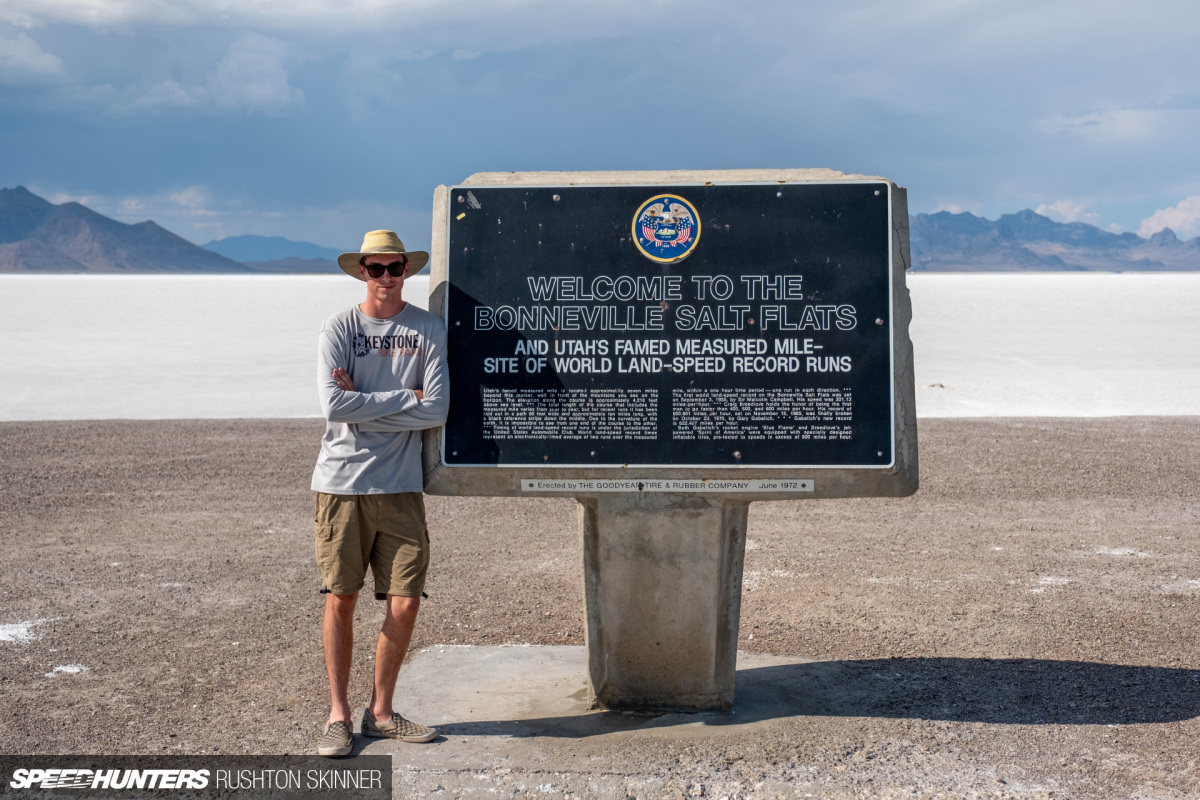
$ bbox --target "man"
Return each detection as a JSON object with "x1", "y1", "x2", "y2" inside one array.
[{"x1": 311, "y1": 229, "x2": 448, "y2": 758}]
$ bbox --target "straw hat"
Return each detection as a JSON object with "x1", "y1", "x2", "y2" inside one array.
[{"x1": 337, "y1": 230, "x2": 429, "y2": 279}]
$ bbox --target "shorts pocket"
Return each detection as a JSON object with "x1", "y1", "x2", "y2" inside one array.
[
  {"x1": 315, "y1": 523, "x2": 340, "y2": 569},
  {"x1": 316, "y1": 522, "x2": 337, "y2": 544},
  {"x1": 315, "y1": 492, "x2": 340, "y2": 524},
  {"x1": 315, "y1": 521, "x2": 364, "y2": 594}
]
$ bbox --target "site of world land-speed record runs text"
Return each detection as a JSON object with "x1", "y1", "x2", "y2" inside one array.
[{"x1": 443, "y1": 182, "x2": 894, "y2": 468}]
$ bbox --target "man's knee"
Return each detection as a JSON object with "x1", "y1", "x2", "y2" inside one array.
[
  {"x1": 326, "y1": 592, "x2": 358, "y2": 617},
  {"x1": 386, "y1": 594, "x2": 420, "y2": 621}
]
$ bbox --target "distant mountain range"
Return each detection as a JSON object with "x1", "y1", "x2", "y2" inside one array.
[
  {"x1": 910, "y1": 209, "x2": 1200, "y2": 271},
  {"x1": 0, "y1": 186, "x2": 346, "y2": 274},
  {"x1": 204, "y1": 235, "x2": 342, "y2": 262},
  {"x1": 1, "y1": 186, "x2": 1197, "y2": 273},
  {"x1": 202, "y1": 235, "x2": 342, "y2": 273},
  {"x1": 0, "y1": 186, "x2": 247, "y2": 273}
]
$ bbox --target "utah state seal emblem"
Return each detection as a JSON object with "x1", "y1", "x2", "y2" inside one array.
[{"x1": 632, "y1": 194, "x2": 701, "y2": 264}]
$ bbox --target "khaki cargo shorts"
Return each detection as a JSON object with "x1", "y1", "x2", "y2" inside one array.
[{"x1": 314, "y1": 492, "x2": 430, "y2": 600}]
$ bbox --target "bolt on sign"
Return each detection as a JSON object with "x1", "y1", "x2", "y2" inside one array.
[{"x1": 423, "y1": 170, "x2": 917, "y2": 499}]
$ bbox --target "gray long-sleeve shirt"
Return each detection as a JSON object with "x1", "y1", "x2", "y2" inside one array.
[{"x1": 311, "y1": 303, "x2": 449, "y2": 494}]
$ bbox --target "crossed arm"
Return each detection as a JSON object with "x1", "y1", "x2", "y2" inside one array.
[
  {"x1": 332, "y1": 368, "x2": 422, "y2": 401},
  {"x1": 317, "y1": 327, "x2": 449, "y2": 432}
]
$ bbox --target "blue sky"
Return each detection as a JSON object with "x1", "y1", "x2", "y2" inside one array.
[{"x1": 1, "y1": 0, "x2": 1197, "y2": 250}]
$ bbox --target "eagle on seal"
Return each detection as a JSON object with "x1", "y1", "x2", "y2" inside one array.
[{"x1": 640, "y1": 201, "x2": 696, "y2": 247}]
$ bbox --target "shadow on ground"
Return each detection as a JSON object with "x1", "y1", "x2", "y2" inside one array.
[{"x1": 435, "y1": 657, "x2": 1200, "y2": 739}]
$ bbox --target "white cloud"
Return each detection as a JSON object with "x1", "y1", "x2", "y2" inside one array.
[
  {"x1": 1037, "y1": 109, "x2": 1157, "y2": 144},
  {"x1": 1034, "y1": 200, "x2": 1102, "y2": 227},
  {"x1": 337, "y1": 50, "x2": 403, "y2": 116},
  {"x1": 168, "y1": 186, "x2": 217, "y2": 215},
  {"x1": 119, "y1": 196, "x2": 145, "y2": 215},
  {"x1": 0, "y1": 0, "x2": 220, "y2": 28},
  {"x1": 207, "y1": 34, "x2": 303, "y2": 112},
  {"x1": 45, "y1": 189, "x2": 101, "y2": 206},
  {"x1": 0, "y1": 0, "x2": 643, "y2": 38},
  {"x1": 131, "y1": 79, "x2": 196, "y2": 109},
  {"x1": 128, "y1": 34, "x2": 302, "y2": 113},
  {"x1": 0, "y1": 30, "x2": 64, "y2": 82},
  {"x1": 1036, "y1": 108, "x2": 1200, "y2": 146},
  {"x1": 1138, "y1": 196, "x2": 1200, "y2": 239}
]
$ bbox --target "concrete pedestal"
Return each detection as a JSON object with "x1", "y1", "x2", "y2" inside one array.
[{"x1": 579, "y1": 494, "x2": 749, "y2": 711}]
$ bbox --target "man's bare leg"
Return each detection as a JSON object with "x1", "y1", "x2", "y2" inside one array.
[
  {"x1": 369, "y1": 595, "x2": 420, "y2": 720},
  {"x1": 323, "y1": 592, "x2": 358, "y2": 727}
]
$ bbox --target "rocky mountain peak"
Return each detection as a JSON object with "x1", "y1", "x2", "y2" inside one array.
[{"x1": 1148, "y1": 228, "x2": 1179, "y2": 245}]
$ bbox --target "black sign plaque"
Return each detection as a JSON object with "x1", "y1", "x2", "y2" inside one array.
[{"x1": 442, "y1": 182, "x2": 894, "y2": 468}]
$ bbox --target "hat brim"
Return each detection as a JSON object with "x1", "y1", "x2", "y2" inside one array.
[{"x1": 337, "y1": 250, "x2": 430, "y2": 280}]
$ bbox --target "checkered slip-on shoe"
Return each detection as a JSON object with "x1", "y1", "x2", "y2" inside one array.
[
  {"x1": 317, "y1": 720, "x2": 353, "y2": 757},
  {"x1": 362, "y1": 708, "x2": 437, "y2": 743}
]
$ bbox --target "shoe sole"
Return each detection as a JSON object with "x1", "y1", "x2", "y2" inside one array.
[
  {"x1": 317, "y1": 743, "x2": 353, "y2": 757},
  {"x1": 362, "y1": 726, "x2": 437, "y2": 743}
]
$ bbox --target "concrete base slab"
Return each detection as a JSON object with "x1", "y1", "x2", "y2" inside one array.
[
  {"x1": 385, "y1": 643, "x2": 808, "y2": 732},
  {"x1": 358, "y1": 644, "x2": 819, "y2": 796}
]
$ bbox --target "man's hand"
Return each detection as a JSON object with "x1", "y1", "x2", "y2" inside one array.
[
  {"x1": 414, "y1": 390, "x2": 424, "y2": 401},
  {"x1": 332, "y1": 368, "x2": 355, "y2": 392}
]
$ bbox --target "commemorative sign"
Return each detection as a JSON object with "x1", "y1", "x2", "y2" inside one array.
[
  {"x1": 424, "y1": 170, "x2": 916, "y2": 713},
  {"x1": 439, "y1": 180, "x2": 897, "y2": 470}
]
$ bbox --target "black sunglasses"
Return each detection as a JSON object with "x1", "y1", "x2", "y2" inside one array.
[{"x1": 362, "y1": 259, "x2": 407, "y2": 279}]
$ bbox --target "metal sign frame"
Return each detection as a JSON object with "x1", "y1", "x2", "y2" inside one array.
[{"x1": 440, "y1": 180, "x2": 897, "y2": 471}]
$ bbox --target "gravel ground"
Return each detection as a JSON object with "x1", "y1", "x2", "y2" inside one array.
[{"x1": 0, "y1": 417, "x2": 1198, "y2": 799}]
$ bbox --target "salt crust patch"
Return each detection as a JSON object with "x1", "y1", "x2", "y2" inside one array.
[
  {"x1": 45, "y1": 664, "x2": 87, "y2": 677},
  {"x1": 1159, "y1": 579, "x2": 1200, "y2": 595},
  {"x1": 1094, "y1": 546, "x2": 1151, "y2": 558},
  {"x1": 1031, "y1": 576, "x2": 1071, "y2": 593},
  {"x1": 743, "y1": 569, "x2": 796, "y2": 592},
  {"x1": 0, "y1": 618, "x2": 57, "y2": 643}
]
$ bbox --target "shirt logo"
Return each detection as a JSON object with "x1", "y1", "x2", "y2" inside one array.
[
  {"x1": 632, "y1": 194, "x2": 701, "y2": 264},
  {"x1": 353, "y1": 333, "x2": 421, "y2": 359}
]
